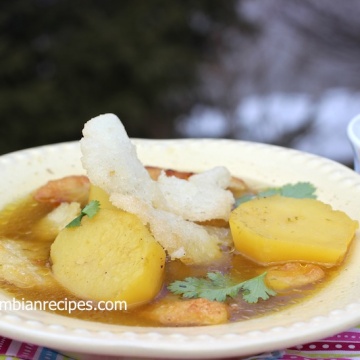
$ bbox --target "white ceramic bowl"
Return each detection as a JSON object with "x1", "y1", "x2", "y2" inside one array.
[{"x1": 1, "y1": 139, "x2": 360, "y2": 360}]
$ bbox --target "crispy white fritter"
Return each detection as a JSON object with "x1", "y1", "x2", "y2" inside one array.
[{"x1": 80, "y1": 114, "x2": 235, "y2": 264}]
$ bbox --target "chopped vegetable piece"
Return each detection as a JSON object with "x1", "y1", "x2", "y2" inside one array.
[
  {"x1": 168, "y1": 271, "x2": 276, "y2": 304},
  {"x1": 230, "y1": 195, "x2": 358, "y2": 266},
  {"x1": 66, "y1": 200, "x2": 100, "y2": 228},
  {"x1": 235, "y1": 182, "x2": 316, "y2": 206}
]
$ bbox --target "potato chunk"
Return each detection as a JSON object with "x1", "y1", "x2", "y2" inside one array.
[
  {"x1": 88, "y1": 184, "x2": 117, "y2": 210},
  {"x1": 229, "y1": 195, "x2": 358, "y2": 266},
  {"x1": 50, "y1": 208, "x2": 166, "y2": 306}
]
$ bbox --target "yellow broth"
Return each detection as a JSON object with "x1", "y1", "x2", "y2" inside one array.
[{"x1": 0, "y1": 194, "x2": 340, "y2": 327}]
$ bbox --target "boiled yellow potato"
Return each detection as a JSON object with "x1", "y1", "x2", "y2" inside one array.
[
  {"x1": 50, "y1": 208, "x2": 166, "y2": 306},
  {"x1": 88, "y1": 184, "x2": 116, "y2": 210},
  {"x1": 229, "y1": 195, "x2": 358, "y2": 266}
]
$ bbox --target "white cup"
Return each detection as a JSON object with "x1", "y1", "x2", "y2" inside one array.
[{"x1": 347, "y1": 114, "x2": 360, "y2": 172}]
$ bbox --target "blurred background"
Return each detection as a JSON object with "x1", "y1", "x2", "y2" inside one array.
[{"x1": 1, "y1": 0, "x2": 360, "y2": 167}]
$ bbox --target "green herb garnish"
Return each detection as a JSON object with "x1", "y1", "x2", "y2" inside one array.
[
  {"x1": 235, "y1": 181, "x2": 316, "y2": 206},
  {"x1": 168, "y1": 272, "x2": 276, "y2": 304},
  {"x1": 66, "y1": 200, "x2": 100, "y2": 228}
]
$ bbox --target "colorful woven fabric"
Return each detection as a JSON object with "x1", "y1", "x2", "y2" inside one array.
[
  {"x1": 281, "y1": 326, "x2": 360, "y2": 360},
  {"x1": 0, "y1": 336, "x2": 73, "y2": 360}
]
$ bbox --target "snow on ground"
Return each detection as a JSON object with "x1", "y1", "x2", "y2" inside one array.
[
  {"x1": 177, "y1": 88, "x2": 360, "y2": 167},
  {"x1": 236, "y1": 93, "x2": 314, "y2": 144},
  {"x1": 293, "y1": 89, "x2": 360, "y2": 164},
  {"x1": 177, "y1": 106, "x2": 229, "y2": 138}
]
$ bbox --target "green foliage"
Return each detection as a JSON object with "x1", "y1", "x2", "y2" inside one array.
[
  {"x1": 0, "y1": 0, "x2": 257, "y2": 154},
  {"x1": 168, "y1": 271, "x2": 276, "y2": 303}
]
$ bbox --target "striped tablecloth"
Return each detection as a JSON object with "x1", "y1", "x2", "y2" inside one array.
[{"x1": 1, "y1": 326, "x2": 360, "y2": 360}]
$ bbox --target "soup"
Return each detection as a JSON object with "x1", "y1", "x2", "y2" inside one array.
[{"x1": 0, "y1": 179, "x2": 344, "y2": 327}]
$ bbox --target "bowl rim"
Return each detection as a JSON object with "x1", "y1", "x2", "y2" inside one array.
[{"x1": 0, "y1": 139, "x2": 360, "y2": 359}]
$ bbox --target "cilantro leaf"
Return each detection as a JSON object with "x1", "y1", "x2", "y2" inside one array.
[
  {"x1": 66, "y1": 200, "x2": 100, "y2": 228},
  {"x1": 235, "y1": 194, "x2": 254, "y2": 206},
  {"x1": 235, "y1": 182, "x2": 316, "y2": 206},
  {"x1": 82, "y1": 200, "x2": 101, "y2": 218},
  {"x1": 65, "y1": 216, "x2": 83, "y2": 228},
  {"x1": 168, "y1": 272, "x2": 276, "y2": 304},
  {"x1": 240, "y1": 273, "x2": 276, "y2": 303},
  {"x1": 279, "y1": 182, "x2": 316, "y2": 198}
]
